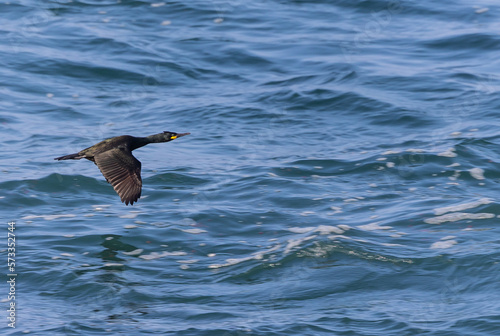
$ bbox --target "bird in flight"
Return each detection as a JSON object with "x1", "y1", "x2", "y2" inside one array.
[{"x1": 55, "y1": 131, "x2": 190, "y2": 205}]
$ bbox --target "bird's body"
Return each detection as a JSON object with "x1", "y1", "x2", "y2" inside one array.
[{"x1": 55, "y1": 131, "x2": 190, "y2": 205}]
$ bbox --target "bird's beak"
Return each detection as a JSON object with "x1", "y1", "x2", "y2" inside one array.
[{"x1": 170, "y1": 132, "x2": 190, "y2": 140}]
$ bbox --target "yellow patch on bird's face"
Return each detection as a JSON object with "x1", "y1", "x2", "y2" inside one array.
[{"x1": 170, "y1": 135, "x2": 178, "y2": 140}]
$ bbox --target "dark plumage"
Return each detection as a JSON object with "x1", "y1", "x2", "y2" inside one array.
[{"x1": 55, "y1": 131, "x2": 190, "y2": 205}]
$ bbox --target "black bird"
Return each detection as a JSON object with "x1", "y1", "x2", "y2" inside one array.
[{"x1": 55, "y1": 131, "x2": 190, "y2": 205}]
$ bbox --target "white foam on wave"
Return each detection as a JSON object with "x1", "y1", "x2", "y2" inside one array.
[
  {"x1": 139, "y1": 251, "x2": 187, "y2": 260},
  {"x1": 316, "y1": 225, "x2": 345, "y2": 234},
  {"x1": 209, "y1": 244, "x2": 282, "y2": 269},
  {"x1": 475, "y1": 7, "x2": 489, "y2": 14},
  {"x1": 329, "y1": 206, "x2": 342, "y2": 214},
  {"x1": 440, "y1": 235, "x2": 456, "y2": 241},
  {"x1": 300, "y1": 211, "x2": 315, "y2": 216},
  {"x1": 430, "y1": 239, "x2": 458, "y2": 249},
  {"x1": 119, "y1": 213, "x2": 139, "y2": 219},
  {"x1": 448, "y1": 170, "x2": 460, "y2": 181},
  {"x1": 469, "y1": 167, "x2": 485, "y2": 180},
  {"x1": 123, "y1": 249, "x2": 143, "y2": 256},
  {"x1": 124, "y1": 225, "x2": 138, "y2": 229},
  {"x1": 382, "y1": 150, "x2": 400, "y2": 155},
  {"x1": 92, "y1": 204, "x2": 111, "y2": 212},
  {"x1": 181, "y1": 228, "x2": 207, "y2": 234},
  {"x1": 327, "y1": 234, "x2": 351, "y2": 241},
  {"x1": 284, "y1": 235, "x2": 317, "y2": 255},
  {"x1": 22, "y1": 214, "x2": 76, "y2": 221},
  {"x1": 288, "y1": 224, "x2": 348, "y2": 235},
  {"x1": 437, "y1": 147, "x2": 456, "y2": 157},
  {"x1": 425, "y1": 212, "x2": 494, "y2": 224},
  {"x1": 433, "y1": 198, "x2": 492, "y2": 216},
  {"x1": 177, "y1": 259, "x2": 199, "y2": 264},
  {"x1": 357, "y1": 222, "x2": 392, "y2": 231}
]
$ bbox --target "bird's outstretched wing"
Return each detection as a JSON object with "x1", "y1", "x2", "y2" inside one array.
[{"x1": 94, "y1": 147, "x2": 142, "y2": 205}]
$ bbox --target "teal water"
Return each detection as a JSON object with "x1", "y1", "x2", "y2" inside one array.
[{"x1": 2, "y1": 1, "x2": 500, "y2": 335}]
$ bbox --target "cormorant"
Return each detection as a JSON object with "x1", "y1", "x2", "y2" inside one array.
[{"x1": 55, "y1": 131, "x2": 190, "y2": 205}]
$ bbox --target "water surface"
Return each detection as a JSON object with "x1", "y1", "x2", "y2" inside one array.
[{"x1": 2, "y1": 1, "x2": 500, "y2": 335}]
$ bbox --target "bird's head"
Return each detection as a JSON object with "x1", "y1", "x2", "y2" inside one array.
[
  {"x1": 146, "y1": 131, "x2": 190, "y2": 143},
  {"x1": 162, "y1": 131, "x2": 191, "y2": 142}
]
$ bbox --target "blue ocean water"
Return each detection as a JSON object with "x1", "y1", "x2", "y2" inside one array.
[{"x1": 2, "y1": 0, "x2": 500, "y2": 334}]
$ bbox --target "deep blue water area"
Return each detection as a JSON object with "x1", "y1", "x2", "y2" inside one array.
[{"x1": 2, "y1": 0, "x2": 500, "y2": 335}]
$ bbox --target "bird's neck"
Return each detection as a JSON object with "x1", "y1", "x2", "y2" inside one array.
[
  {"x1": 130, "y1": 136, "x2": 153, "y2": 150},
  {"x1": 130, "y1": 133, "x2": 166, "y2": 150}
]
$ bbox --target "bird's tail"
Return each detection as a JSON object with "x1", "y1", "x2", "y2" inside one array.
[{"x1": 54, "y1": 153, "x2": 82, "y2": 160}]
